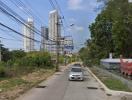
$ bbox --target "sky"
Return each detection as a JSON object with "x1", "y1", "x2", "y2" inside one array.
[{"x1": 0, "y1": 0, "x2": 101, "y2": 52}]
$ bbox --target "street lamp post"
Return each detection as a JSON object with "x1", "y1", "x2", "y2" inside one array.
[{"x1": 55, "y1": 22, "x2": 75, "y2": 71}]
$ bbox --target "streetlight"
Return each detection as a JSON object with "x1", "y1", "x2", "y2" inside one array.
[{"x1": 70, "y1": 24, "x2": 74, "y2": 27}]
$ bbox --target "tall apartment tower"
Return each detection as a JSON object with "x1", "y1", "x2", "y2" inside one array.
[
  {"x1": 40, "y1": 26, "x2": 49, "y2": 51},
  {"x1": 49, "y1": 10, "x2": 61, "y2": 53},
  {"x1": 23, "y1": 18, "x2": 34, "y2": 52}
]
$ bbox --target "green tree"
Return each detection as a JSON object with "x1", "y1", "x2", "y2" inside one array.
[
  {"x1": 79, "y1": 0, "x2": 132, "y2": 66},
  {"x1": 0, "y1": 43, "x2": 11, "y2": 62},
  {"x1": 10, "y1": 50, "x2": 26, "y2": 60}
]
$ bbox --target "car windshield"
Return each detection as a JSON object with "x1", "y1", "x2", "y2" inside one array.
[
  {"x1": 73, "y1": 64, "x2": 81, "y2": 67},
  {"x1": 71, "y1": 68, "x2": 82, "y2": 72}
]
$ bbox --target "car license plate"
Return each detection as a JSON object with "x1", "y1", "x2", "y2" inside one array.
[{"x1": 75, "y1": 76, "x2": 79, "y2": 79}]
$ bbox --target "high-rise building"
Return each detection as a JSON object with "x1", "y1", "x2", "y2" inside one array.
[
  {"x1": 49, "y1": 10, "x2": 60, "y2": 41},
  {"x1": 23, "y1": 18, "x2": 34, "y2": 52},
  {"x1": 49, "y1": 10, "x2": 61, "y2": 53},
  {"x1": 40, "y1": 26, "x2": 49, "y2": 51}
]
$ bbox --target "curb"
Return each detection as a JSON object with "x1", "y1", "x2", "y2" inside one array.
[{"x1": 86, "y1": 67, "x2": 132, "y2": 96}]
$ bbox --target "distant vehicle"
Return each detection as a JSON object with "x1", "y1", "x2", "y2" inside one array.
[
  {"x1": 68, "y1": 67, "x2": 84, "y2": 81},
  {"x1": 73, "y1": 63, "x2": 81, "y2": 67}
]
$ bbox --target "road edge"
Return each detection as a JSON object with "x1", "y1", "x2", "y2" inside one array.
[{"x1": 86, "y1": 67, "x2": 132, "y2": 96}]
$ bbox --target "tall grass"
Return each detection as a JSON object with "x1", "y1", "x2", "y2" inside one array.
[{"x1": 0, "y1": 51, "x2": 54, "y2": 77}]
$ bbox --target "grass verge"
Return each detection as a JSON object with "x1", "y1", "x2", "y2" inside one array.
[
  {"x1": 90, "y1": 67, "x2": 132, "y2": 92},
  {"x1": 0, "y1": 78, "x2": 29, "y2": 92},
  {"x1": 0, "y1": 68, "x2": 55, "y2": 100}
]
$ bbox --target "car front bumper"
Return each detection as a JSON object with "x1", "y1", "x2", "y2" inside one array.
[{"x1": 69, "y1": 76, "x2": 84, "y2": 81}]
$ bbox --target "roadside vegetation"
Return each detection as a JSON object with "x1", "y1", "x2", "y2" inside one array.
[
  {"x1": 0, "y1": 49, "x2": 54, "y2": 91},
  {"x1": 0, "y1": 69, "x2": 55, "y2": 100},
  {"x1": 79, "y1": 0, "x2": 132, "y2": 66},
  {"x1": 91, "y1": 67, "x2": 132, "y2": 92},
  {"x1": 0, "y1": 44, "x2": 55, "y2": 100},
  {"x1": 103, "y1": 77, "x2": 131, "y2": 92},
  {"x1": 0, "y1": 43, "x2": 77, "y2": 100},
  {"x1": 0, "y1": 49, "x2": 54, "y2": 77}
]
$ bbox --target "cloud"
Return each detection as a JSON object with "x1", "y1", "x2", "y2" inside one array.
[
  {"x1": 67, "y1": 0, "x2": 100, "y2": 12},
  {"x1": 68, "y1": 0, "x2": 84, "y2": 10}
]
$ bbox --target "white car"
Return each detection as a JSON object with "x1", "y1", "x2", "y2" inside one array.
[{"x1": 68, "y1": 67, "x2": 84, "y2": 81}]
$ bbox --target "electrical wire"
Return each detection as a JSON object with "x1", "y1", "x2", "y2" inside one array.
[
  {"x1": 48, "y1": 0, "x2": 68, "y2": 37},
  {"x1": 0, "y1": 0, "x2": 55, "y2": 42},
  {"x1": 0, "y1": 27, "x2": 22, "y2": 41},
  {"x1": 10, "y1": 0, "x2": 44, "y2": 25},
  {"x1": 0, "y1": 36, "x2": 22, "y2": 42},
  {"x1": 0, "y1": 21, "x2": 56, "y2": 45},
  {"x1": 49, "y1": 0, "x2": 56, "y2": 9}
]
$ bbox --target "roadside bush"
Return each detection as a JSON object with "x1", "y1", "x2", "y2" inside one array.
[
  {"x1": 10, "y1": 50, "x2": 26, "y2": 60},
  {"x1": 0, "y1": 65, "x2": 6, "y2": 77},
  {"x1": 0, "y1": 51, "x2": 54, "y2": 77},
  {"x1": 59, "y1": 55, "x2": 64, "y2": 64},
  {"x1": 6, "y1": 59, "x2": 15, "y2": 67},
  {"x1": 18, "y1": 51, "x2": 53, "y2": 68}
]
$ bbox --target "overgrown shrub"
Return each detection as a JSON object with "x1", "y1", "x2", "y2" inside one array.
[
  {"x1": 0, "y1": 51, "x2": 54, "y2": 77},
  {"x1": 17, "y1": 51, "x2": 53, "y2": 68},
  {"x1": 59, "y1": 55, "x2": 64, "y2": 64},
  {"x1": 0, "y1": 64, "x2": 6, "y2": 77},
  {"x1": 10, "y1": 50, "x2": 26, "y2": 60}
]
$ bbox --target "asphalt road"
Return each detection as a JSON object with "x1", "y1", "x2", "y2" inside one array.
[{"x1": 16, "y1": 66, "x2": 110, "y2": 100}]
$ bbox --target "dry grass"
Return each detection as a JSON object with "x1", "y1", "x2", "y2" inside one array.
[{"x1": 0, "y1": 68, "x2": 55, "y2": 100}]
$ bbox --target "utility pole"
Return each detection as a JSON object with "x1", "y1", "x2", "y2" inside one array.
[
  {"x1": 56, "y1": 34, "x2": 59, "y2": 71},
  {"x1": 56, "y1": 17, "x2": 61, "y2": 71}
]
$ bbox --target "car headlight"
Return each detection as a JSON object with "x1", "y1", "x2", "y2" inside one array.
[
  {"x1": 69, "y1": 75, "x2": 73, "y2": 77},
  {"x1": 80, "y1": 74, "x2": 83, "y2": 77}
]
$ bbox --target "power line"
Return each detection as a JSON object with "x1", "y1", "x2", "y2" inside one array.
[
  {"x1": 0, "y1": 36, "x2": 22, "y2": 42},
  {"x1": 0, "y1": 0, "x2": 55, "y2": 42},
  {"x1": 53, "y1": 0, "x2": 68, "y2": 26},
  {"x1": 0, "y1": 27, "x2": 22, "y2": 41},
  {"x1": 0, "y1": 21, "x2": 56, "y2": 45},
  {"x1": 54, "y1": 0, "x2": 68, "y2": 26},
  {"x1": 10, "y1": 0, "x2": 44, "y2": 25},
  {"x1": 0, "y1": 27, "x2": 12, "y2": 32},
  {"x1": 49, "y1": 0, "x2": 56, "y2": 9},
  {"x1": 48, "y1": 0, "x2": 68, "y2": 36},
  {"x1": 22, "y1": 0, "x2": 45, "y2": 24},
  {"x1": 0, "y1": 22, "x2": 39, "y2": 43}
]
